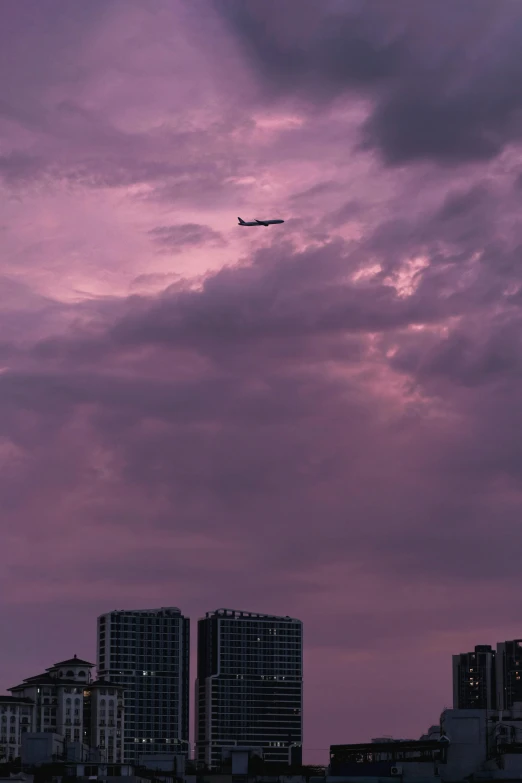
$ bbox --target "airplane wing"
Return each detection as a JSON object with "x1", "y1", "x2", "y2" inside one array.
[{"x1": 254, "y1": 219, "x2": 269, "y2": 226}]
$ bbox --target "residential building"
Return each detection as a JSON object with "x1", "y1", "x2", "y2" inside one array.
[
  {"x1": 497, "y1": 640, "x2": 522, "y2": 710},
  {"x1": 8, "y1": 656, "x2": 124, "y2": 764},
  {"x1": 0, "y1": 696, "x2": 35, "y2": 761},
  {"x1": 195, "y1": 608, "x2": 303, "y2": 769},
  {"x1": 452, "y1": 645, "x2": 496, "y2": 709},
  {"x1": 83, "y1": 678, "x2": 125, "y2": 762},
  {"x1": 9, "y1": 656, "x2": 94, "y2": 746},
  {"x1": 97, "y1": 607, "x2": 190, "y2": 763}
]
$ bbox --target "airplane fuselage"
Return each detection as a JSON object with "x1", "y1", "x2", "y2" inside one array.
[{"x1": 238, "y1": 217, "x2": 284, "y2": 227}]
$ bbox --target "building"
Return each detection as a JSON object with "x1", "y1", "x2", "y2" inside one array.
[
  {"x1": 97, "y1": 607, "x2": 190, "y2": 764},
  {"x1": 496, "y1": 640, "x2": 522, "y2": 710},
  {"x1": 452, "y1": 645, "x2": 496, "y2": 709},
  {"x1": 8, "y1": 656, "x2": 124, "y2": 764},
  {"x1": 0, "y1": 696, "x2": 35, "y2": 761},
  {"x1": 328, "y1": 705, "x2": 522, "y2": 783},
  {"x1": 83, "y1": 679, "x2": 125, "y2": 763},
  {"x1": 9, "y1": 656, "x2": 94, "y2": 747},
  {"x1": 195, "y1": 608, "x2": 303, "y2": 769}
]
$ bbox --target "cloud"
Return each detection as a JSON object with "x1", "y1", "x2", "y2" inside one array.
[
  {"x1": 148, "y1": 223, "x2": 226, "y2": 252},
  {"x1": 219, "y1": 0, "x2": 522, "y2": 166}
]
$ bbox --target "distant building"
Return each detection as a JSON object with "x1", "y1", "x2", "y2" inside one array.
[
  {"x1": 497, "y1": 640, "x2": 522, "y2": 710},
  {"x1": 9, "y1": 656, "x2": 94, "y2": 747},
  {"x1": 195, "y1": 608, "x2": 303, "y2": 769},
  {"x1": 452, "y1": 645, "x2": 496, "y2": 709},
  {"x1": 8, "y1": 656, "x2": 124, "y2": 764},
  {"x1": 83, "y1": 678, "x2": 125, "y2": 763},
  {"x1": 97, "y1": 608, "x2": 190, "y2": 764},
  {"x1": 0, "y1": 696, "x2": 35, "y2": 761}
]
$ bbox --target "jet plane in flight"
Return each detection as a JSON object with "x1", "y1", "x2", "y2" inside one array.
[{"x1": 238, "y1": 217, "x2": 285, "y2": 226}]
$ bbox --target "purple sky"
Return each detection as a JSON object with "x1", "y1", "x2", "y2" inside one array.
[{"x1": 3, "y1": 0, "x2": 522, "y2": 762}]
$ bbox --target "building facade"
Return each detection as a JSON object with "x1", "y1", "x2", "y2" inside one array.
[
  {"x1": 195, "y1": 609, "x2": 303, "y2": 769},
  {"x1": 8, "y1": 656, "x2": 124, "y2": 764},
  {"x1": 9, "y1": 656, "x2": 94, "y2": 746},
  {"x1": 83, "y1": 679, "x2": 125, "y2": 762},
  {"x1": 97, "y1": 607, "x2": 190, "y2": 764},
  {"x1": 452, "y1": 645, "x2": 496, "y2": 709},
  {"x1": 0, "y1": 696, "x2": 35, "y2": 761},
  {"x1": 496, "y1": 640, "x2": 522, "y2": 710}
]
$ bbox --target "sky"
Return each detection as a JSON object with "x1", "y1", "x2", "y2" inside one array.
[{"x1": 2, "y1": 0, "x2": 522, "y2": 762}]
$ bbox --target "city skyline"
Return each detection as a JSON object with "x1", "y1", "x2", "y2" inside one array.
[
  {"x1": 3, "y1": 604, "x2": 522, "y2": 765},
  {"x1": 3, "y1": 0, "x2": 522, "y2": 764}
]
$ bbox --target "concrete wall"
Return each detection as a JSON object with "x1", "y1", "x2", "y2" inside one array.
[
  {"x1": 440, "y1": 709, "x2": 488, "y2": 782},
  {"x1": 21, "y1": 732, "x2": 63, "y2": 766}
]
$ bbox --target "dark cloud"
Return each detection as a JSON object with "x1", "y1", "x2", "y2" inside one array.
[
  {"x1": 217, "y1": 0, "x2": 407, "y2": 99},
  {"x1": 219, "y1": 0, "x2": 522, "y2": 166}
]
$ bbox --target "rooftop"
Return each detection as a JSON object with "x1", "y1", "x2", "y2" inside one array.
[
  {"x1": 205, "y1": 608, "x2": 301, "y2": 622},
  {"x1": 9, "y1": 673, "x2": 83, "y2": 689},
  {"x1": 89, "y1": 679, "x2": 124, "y2": 689},
  {"x1": 100, "y1": 608, "x2": 182, "y2": 616},
  {"x1": 51, "y1": 655, "x2": 94, "y2": 668}
]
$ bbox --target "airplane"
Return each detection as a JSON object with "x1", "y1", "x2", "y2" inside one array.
[{"x1": 238, "y1": 217, "x2": 285, "y2": 227}]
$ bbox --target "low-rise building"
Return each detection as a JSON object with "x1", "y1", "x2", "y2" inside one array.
[{"x1": 329, "y1": 704, "x2": 522, "y2": 783}]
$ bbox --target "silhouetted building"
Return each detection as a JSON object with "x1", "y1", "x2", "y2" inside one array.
[
  {"x1": 452, "y1": 645, "x2": 496, "y2": 709},
  {"x1": 97, "y1": 608, "x2": 190, "y2": 764},
  {"x1": 497, "y1": 640, "x2": 522, "y2": 710},
  {"x1": 195, "y1": 608, "x2": 303, "y2": 769}
]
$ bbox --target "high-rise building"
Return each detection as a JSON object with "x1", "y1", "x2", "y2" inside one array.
[
  {"x1": 452, "y1": 645, "x2": 496, "y2": 709},
  {"x1": 496, "y1": 640, "x2": 522, "y2": 710},
  {"x1": 97, "y1": 607, "x2": 190, "y2": 764},
  {"x1": 195, "y1": 609, "x2": 303, "y2": 769},
  {"x1": 8, "y1": 655, "x2": 124, "y2": 763}
]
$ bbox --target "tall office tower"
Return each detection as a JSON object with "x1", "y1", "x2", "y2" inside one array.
[
  {"x1": 452, "y1": 645, "x2": 496, "y2": 709},
  {"x1": 496, "y1": 640, "x2": 522, "y2": 710},
  {"x1": 97, "y1": 607, "x2": 190, "y2": 764},
  {"x1": 195, "y1": 609, "x2": 303, "y2": 769}
]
